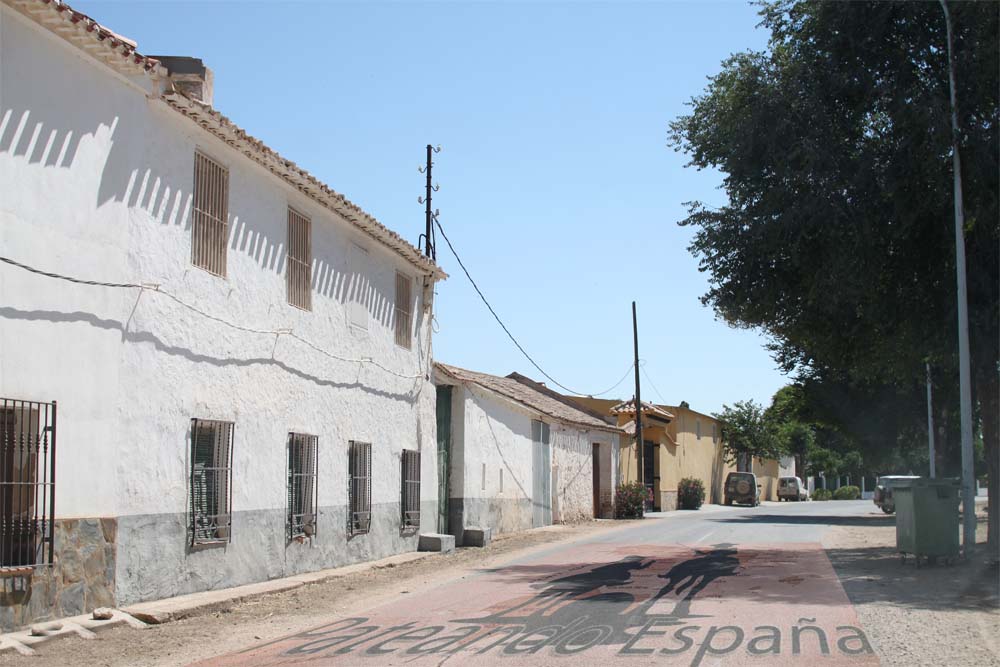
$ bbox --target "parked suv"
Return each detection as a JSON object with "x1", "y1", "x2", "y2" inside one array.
[
  {"x1": 724, "y1": 472, "x2": 761, "y2": 506},
  {"x1": 778, "y1": 476, "x2": 809, "y2": 501},
  {"x1": 873, "y1": 475, "x2": 920, "y2": 513}
]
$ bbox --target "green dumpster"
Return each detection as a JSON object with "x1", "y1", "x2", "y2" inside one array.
[{"x1": 894, "y1": 477, "x2": 960, "y2": 565}]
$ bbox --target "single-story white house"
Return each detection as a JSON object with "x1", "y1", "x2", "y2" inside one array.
[{"x1": 434, "y1": 364, "x2": 622, "y2": 544}]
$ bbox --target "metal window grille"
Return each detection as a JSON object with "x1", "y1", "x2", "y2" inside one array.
[
  {"x1": 286, "y1": 207, "x2": 312, "y2": 310},
  {"x1": 400, "y1": 450, "x2": 420, "y2": 528},
  {"x1": 190, "y1": 419, "x2": 234, "y2": 545},
  {"x1": 0, "y1": 399, "x2": 56, "y2": 571},
  {"x1": 347, "y1": 441, "x2": 372, "y2": 536},
  {"x1": 191, "y1": 152, "x2": 230, "y2": 276},
  {"x1": 394, "y1": 272, "x2": 412, "y2": 349},
  {"x1": 287, "y1": 433, "x2": 318, "y2": 539}
]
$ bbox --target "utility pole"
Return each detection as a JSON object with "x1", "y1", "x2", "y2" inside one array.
[
  {"x1": 926, "y1": 361, "x2": 936, "y2": 478},
  {"x1": 940, "y1": 0, "x2": 976, "y2": 556},
  {"x1": 632, "y1": 302, "x2": 643, "y2": 501},
  {"x1": 418, "y1": 144, "x2": 440, "y2": 260}
]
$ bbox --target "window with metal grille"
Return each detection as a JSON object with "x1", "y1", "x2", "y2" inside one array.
[
  {"x1": 190, "y1": 419, "x2": 234, "y2": 545},
  {"x1": 0, "y1": 399, "x2": 56, "y2": 570},
  {"x1": 348, "y1": 441, "x2": 372, "y2": 536},
  {"x1": 191, "y1": 152, "x2": 230, "y2": 276},
  {"x1": 394, "y1": 272, "x2": 412, "y2": 349},
  {"x1": 287, "y1": 433, "x2": 318, "y2": 539},
  {"x1": 400, "y1": 450, "x2": 420, "y2": 528},
  {"x1": 286, "y1": 207, "x2": 312, "y2": 310}
]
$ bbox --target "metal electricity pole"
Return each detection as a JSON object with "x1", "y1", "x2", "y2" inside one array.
[
  {"x1": 418, "y1": 144, "x2": 440, "y2": 260},
  {"x1": 926, "y1": 361, "x2": 936, "y2": 478},
  {"x1": 632, "y1": 302, "x2": 643, "y2": 493},
  {"x1": 940, "y1": 0, "x2": 976, "y2": 555}
]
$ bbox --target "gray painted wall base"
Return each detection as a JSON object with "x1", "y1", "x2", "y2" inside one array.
[
  {"x1": 115, "y1": 500, "x2": 435, "y2": 605},
  {"x1": 448, "y1": 497, "x2": 533, "y2": 545}
]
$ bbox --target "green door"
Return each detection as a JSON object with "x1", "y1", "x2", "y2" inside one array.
[{"x1": 435, "y1": 385, "x2": 452, "y2": 534}]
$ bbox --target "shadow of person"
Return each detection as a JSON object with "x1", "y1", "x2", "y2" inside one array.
[
  {"x1": 643, "y1": 543, "x2": 740, "y2": 619},
  {"x1": 529, "y1": 555, "x2": 653, "y2": 592}
]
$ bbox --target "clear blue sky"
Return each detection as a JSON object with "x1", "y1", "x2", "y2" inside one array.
[{"x1": 76, "y1": 0, "x2": 787, "y2": 414}]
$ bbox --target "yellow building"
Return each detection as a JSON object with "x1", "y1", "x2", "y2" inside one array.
[{"x1": 565, "y1": 397, "x2": 788, "y2": 510}]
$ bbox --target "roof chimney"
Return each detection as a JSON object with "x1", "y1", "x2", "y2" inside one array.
[{"x1": 151, "y1": 56, "x2": 214, "y2": 106}]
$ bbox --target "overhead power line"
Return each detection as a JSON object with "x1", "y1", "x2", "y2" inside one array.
[
  {"x1": 433, "y1": 218, "x2": 630, "y2": 397},
  {"x1": 640, "y1": 362, "x2": 668, "y2": 405}
]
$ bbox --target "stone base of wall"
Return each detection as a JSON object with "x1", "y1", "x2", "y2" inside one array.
[
  {"x1": 0, "y1": 517, "x2": 117, "y2": 631},
  {"x1": 659, "y1": 491, "x2": 678, "y2": 512}
]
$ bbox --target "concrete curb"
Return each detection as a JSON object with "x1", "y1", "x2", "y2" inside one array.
[
  {"x1": 0, "y1": 550, "x2": 435, "y2": 654},
  {"x1": 122, "y1": 551, "x2": 434, "y2": 624}
]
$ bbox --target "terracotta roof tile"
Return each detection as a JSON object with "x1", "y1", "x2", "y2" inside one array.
[
  {"x1": 435, "y1": 363, "x2": 622, "y2": 434},
  {"x1": 8, "y1": 0, "x2": 447, "y2": 281},
  {"x1": 610, "y1": 399, "x2": 675, "y2": 421}
]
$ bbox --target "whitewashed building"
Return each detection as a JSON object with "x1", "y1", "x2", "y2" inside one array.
[
  {"x1": 0, "y1": 0, "x2": 446, "y2": 629},
  {"x1": 434, "y1": 364, "x2": 621, "y2": 544}
]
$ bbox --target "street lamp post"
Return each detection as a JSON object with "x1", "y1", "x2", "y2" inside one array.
[{"x1": 939, "y1": 0, "x2": 976, "y2": 556}]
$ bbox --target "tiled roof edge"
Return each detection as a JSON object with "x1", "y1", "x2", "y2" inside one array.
[
  {"x1": 506, "y1": 372, "x2": 617, "y2": 425},
  {"x1": 6, "y1": 0, "x2": 447, "y2": 281},
  {"x1": 162, "y1": 94, "x2": 447, "y2": 280},
  {"x1": 6, "y1": 0, "x2": 169, "y2": 78},
  {"x1": 436, "y1": 363, "x2": 622, "y2": 434}
]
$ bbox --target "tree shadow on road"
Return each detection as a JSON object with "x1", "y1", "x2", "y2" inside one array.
[
  {"x1": 825, "y1": 540, "x2": 999, "y2": 612},
  {"x1": 709, "y1": 512, "x2": 896, "y2": 527}
]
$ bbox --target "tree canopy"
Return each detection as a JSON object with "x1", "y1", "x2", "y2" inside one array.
[
  {"x1": 715, "y1": 400, "x2": 783, "y2": 470},
  {"x1": 670, "y1": 1, "x2": 998, "y2": 544}
]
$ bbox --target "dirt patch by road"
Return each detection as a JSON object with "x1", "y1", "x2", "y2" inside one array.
[
  {"x1": 0, "y1": 521, "x2": 632, "y2": 667},
  {"x1": 823, "y1": 511, "x2": 999, "y2": 666}
]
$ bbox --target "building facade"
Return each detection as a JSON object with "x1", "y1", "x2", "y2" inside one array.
[
  {"x1": 0, "y1": 0, "x2": 444, "y2": 629},
  {"x1": 434, "y1": 364, "x2": 620, "y2": 544},
  {"x1": 567, "y1": 397, "x2": 790, "y2": 510}
]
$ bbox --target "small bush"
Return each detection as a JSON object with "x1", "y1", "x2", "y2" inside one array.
[
  {"x1": 813, "y1": 488, "x2": 833, "y2": 501},
  {"x1": 615, "y1": 481, "x2": 647, "y2": 519},
  {"x1": 678, "y1": 478, "x2": 706, "y2": 510},
  {"x1": 833, "y1": 485, "x2": 861, "y2": 500}
]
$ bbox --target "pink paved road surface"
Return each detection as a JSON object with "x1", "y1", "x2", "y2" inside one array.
[{"x1": 197, "y1": 542, "x2": 878, "y2": 666}]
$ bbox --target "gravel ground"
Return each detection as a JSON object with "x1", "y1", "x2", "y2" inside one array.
[
  {"x1": 0, "y1": 521, "x2": 630, "y2": 667},
  {"x1": 823, "y1": 511, "x2": 999, "y2": 666}
]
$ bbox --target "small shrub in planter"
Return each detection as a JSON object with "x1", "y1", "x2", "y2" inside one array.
[
  {"x1": 615, "y1": 481, "x2": 647, "y2": 519},
  {"x1": 813, "y1": 488, "x2": 833, "y2": 501},
  {"x1": 833, "y1": 485, "x2": 861, "y2": 500},
  {"x1": 678, "y1": 478, "x2": 706, "y2": 510}
]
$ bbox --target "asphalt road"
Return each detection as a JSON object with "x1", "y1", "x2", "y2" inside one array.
[{"x1": 200, "y1": 500, "x2": 881, "y2": 666}]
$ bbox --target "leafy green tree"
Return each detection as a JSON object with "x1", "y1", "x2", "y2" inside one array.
[
  {"x1": 715, "y1": 400, "x2": 782, "y2": 471},
  {"x1": 670, "y1": 0, "x2": 998, "y2": 545}
]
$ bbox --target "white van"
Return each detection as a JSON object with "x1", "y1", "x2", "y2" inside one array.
[{"x1": 778, "y1": 476, "x2": 809, "y2": 501}]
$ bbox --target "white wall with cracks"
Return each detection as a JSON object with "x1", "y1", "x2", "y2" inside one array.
[
  {"x1": 0, "y1": 4, "x2": 441, "y2": 608},
  {"x1": 446, "y1": 381, "x2": 618, "y2": 538}
]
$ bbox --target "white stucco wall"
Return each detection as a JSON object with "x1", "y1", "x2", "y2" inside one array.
[
  {"x1": 1, "y1": 5, "x2": 440, "y2": 603},
  {"x1": 447, "y1": 382, "x2": 618, "y2": 536}
]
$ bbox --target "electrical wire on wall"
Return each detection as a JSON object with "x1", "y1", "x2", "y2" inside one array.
[{"x1": 0, "y1": 255, "x2": 426, "y2": 381}]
